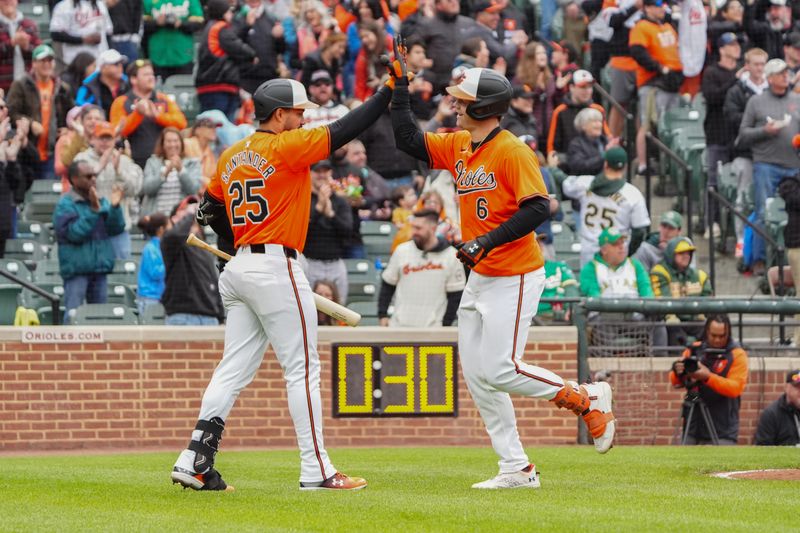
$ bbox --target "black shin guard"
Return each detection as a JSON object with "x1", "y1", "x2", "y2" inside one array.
[{"x1": 188, "y1": 417, "x2": 225, "y2": 474}]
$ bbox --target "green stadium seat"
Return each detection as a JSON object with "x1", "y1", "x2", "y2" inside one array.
[
  {"x1": 4, "y1": 239, "x2": 45, "y2": 262},
  {"x1": 130, "y1": 238, "x2": 148, "y2": 259},
  {"x1": 71, "y1": 303, "x2": 138, "y2": 325},
  {"x1": 0, "y1": 285, "x2": 23, "y2": 325},
  {"x1": 0, "y1": 258, "x2": 31, "y2": 282},
  {"x1": 349, "y1": 300, "x2": 378, "y2": 319},
  {"x1": 15, "y1": 220, "x2": 53, "y2": 245},
  {"x1": 363, "y1": 234, "x2": 393, "y2": 258},
  {"x1": 359, "y1": 316, "x2": 380, "y2": 326},
  {"x1": 32, "y1": 258, "x2": 62, "y2": 283},
  {"x1": 162, "y1": 75, "x2": 200, "y2": 122},
  {"x1": 108, "y1": 258, "x2": 139, "y2": 286},
  {"x1": 347, "y1": 280, "x2": 378, "y2": 304},
  {"x1": 360, "y1": 220, "x2": 396, "y2": 237},
  {"x1": 139, "y1": 302, "x2": 166, "y2": 325},
  {"x1": 21, "y1": 282, "x2": 64, "y2": 313},
  {"x1": 345, "y1": 258, "x2": 373, "y2": 275}
]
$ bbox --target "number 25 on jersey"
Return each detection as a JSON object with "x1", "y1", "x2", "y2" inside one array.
[{"x1": 229, "y1": 178, "x2": 269, "y2": 226}]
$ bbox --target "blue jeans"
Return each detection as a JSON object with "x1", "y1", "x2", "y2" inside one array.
[
  {"x1": 344, "y1": 244, "x2": 366, "y2": 259},
  {"x1": 198, "y1": 92, "x2": 240, "y2": 124},
  {"x1": 540, "y1": 0, "x2": 557, "y2": 41},
  {"x1": 35, "y1": 155, "x2": 55, "y2": 180},
  {"x1": 752, "y1": 162, "x2": 797, "y2": 263},
  {"x1": 109, "y1": 231, "x2": 131, "y2": 260},
  {"x1": 165, "y1": 313, "x2": 219, "y2": 326},
  {"x1": 137, "y1": 296, "x2": 161, "y2": 317},
  {"x1": 110, "y1": 40, "x2": 139, "y2": 63},
  {"x1": 63, "y1": 273, "x2": 107, "y2": 324}
]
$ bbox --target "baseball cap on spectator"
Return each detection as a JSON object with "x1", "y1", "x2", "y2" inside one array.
[
  {"x1": 786, "y1": 32, "x2": 800, "y2": 49},
  {"x1": 194, "y1": 115, "x2": 222, "y2": 130},
  {"x1": 770, "y1": 0, "x2": 787, "y2": 6},
  {"x1": 672, "y1": 238, "x2": 696, "y2": 254},
  {"x1": 311, "y1": 159, "x2": 333, "y2": 171},
  {"x1": 571, "y1": 70, "x2": 594, "y2": 87},
  {"x1": 660, "y1": 210, "x2": 683, "y2": 229},
  {"x1": 643, "y1": 0, "x2": 665, "y2": 6},
  {"x1": 787, "y1": 369, "x2": 800, "y2": 385},
  {"x1": 32, "y1": 44, "x2": 55, "y2": 61},
  {"x1": 127, "y1": 58, "x2": 152, "y2": 77},
  {"x1": 512, "y1": 84, "x2": 534, "y2": 98},
  {"x1": 604, "y1": 147, "x2": 627, "y2": 170},
  {"x1": 717, "y1": 32, "x2": 738, "y2": 49},
  {"x1": 765, "y1": 58, "x2": 789, "y2": 77},
  {"x1": 599, "y1": 227, "x2": 625, "y2": 247},
  {"x1": 473, "y1": 0, "x2": 503, "y2": 14},
  {"x1": 310, "y1": 70, "x2": 333, "y2": 85},
  {"x1": 97, "y1": 49, "x2": 128, "y2": 68},
  {"x1": 94, "y1": 121, "x2": 114, "y2": 137}
]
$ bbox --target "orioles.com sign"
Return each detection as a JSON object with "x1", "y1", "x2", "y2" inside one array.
[{"x1": 20, "y1": 328, "x2": 104, "y2": 343}]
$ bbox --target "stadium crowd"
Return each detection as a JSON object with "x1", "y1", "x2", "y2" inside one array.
[{"x1": 0, "y1": 0, "x2": 797, "y2": 343}]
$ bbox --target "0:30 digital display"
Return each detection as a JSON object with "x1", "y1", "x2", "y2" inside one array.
[{"x1": 332, "y1": 344, "x2": 458, "y2": 417}]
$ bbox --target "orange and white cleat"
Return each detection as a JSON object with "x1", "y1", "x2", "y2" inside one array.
[
  {"x1": 300, "y1": 472, "x2": 367, "y2": 491},
  {"x1": 580, "y1": 381, "x2": 616, "y2": 454},
  {"x1": 171, "y1": 467, "x2": 235, "y2": 492}
]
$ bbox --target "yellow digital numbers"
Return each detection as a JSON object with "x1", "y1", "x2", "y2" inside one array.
[{"x1": 333, "y1": 344, "x2": 458, "y2": 417}]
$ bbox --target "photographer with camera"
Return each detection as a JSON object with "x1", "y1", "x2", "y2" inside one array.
[{"x1": 669, "y1": 314, "x2": 749, "y2": 445}]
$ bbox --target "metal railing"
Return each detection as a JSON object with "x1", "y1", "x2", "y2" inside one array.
[
  {"x1": 593, "y1": 82, "x2": 636, "y2": 183},
  {"x1": 645, "y1": 132, "x2": 693, "y2": 241},
  {"x1": 0, "y1": 268, "x2": 61, "y2": 325}
]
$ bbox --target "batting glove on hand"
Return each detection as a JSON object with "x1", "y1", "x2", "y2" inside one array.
[
  {"x1": 381, "y1": 34, "x2": 412, "y2": 89},
  {"x1": 455, "y1": 236, "x2": 490, "y2": 268}
]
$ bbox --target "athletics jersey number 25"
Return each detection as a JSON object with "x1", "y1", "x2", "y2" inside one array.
[
  {"x1": 229, "y1": 179, "x2": 269, "y2": 225},
  {"x1": 584, "y1": 203, "x2": 617, "y2": 229}
]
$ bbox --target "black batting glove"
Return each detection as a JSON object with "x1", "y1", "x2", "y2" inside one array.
[
  {"x1": 380, "y1": 34, "x2": 410, "y2": 88},
  {"x1": 455, "y1": 236, "x2": 491, "y2": 268}
]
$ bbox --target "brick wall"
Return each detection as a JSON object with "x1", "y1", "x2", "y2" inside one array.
[
  {"x1": 2, "y1": 327, "x2": 796, "y2": 452},
  {"x1": 0, "y1": 327, "x2": 578, "y2": 452}
]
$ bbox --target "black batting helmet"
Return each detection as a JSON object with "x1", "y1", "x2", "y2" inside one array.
[
  {"x1": 253, "y1": 78, "x2": 319, "y2": 122},
  {"x1": 446, "y1": 68, "x2": 513, "y2": 120}
]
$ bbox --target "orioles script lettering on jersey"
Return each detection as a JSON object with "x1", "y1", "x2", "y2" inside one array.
[
  {"x1": 454, "y1": 160, "x2": 497, "y2": 195},
  {"x1": 402, "y1": 261, "x2": 445, "y2": 275},
  {"x1": 221, "y1": 149, "x2": 276, "y2": 184}
]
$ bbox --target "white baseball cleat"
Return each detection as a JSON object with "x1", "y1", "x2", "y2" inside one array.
[
  {"x1": 580, "y1": 381, "x2": 616, "y2": 454},
  {"x1": 471, "y1": 465, "x2": 540, "y2": 489}
]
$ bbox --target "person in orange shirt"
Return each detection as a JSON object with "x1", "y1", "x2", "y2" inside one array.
[
  {"x1": 629, "y1": 0, "x2": 683, "y2": 175},
  {"x1": 171, "y1": 75, "x2": 395, "y2": 493},
  {"x1": 390, "y1": 50, "x2": 616, "y2": 489},
  {"x1": 603, "y1": 0, "x2": 644, "y2": 137},
  {"x1": 669, "y1": 314, "x2": 749, "y2": 445},
  {"x1": 7, "y1": 44, "x2": 73, "y2": 180}
]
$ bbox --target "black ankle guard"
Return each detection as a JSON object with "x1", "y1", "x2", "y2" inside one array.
[{"x1": 189, "y1": 417, "x2": 225, "y2": 473}]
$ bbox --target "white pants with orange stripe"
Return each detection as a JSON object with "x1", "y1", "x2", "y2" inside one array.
[
  {"x1": 458, "y1": 268, "x2": 565, "y2": 473},
  {"x1": 197, "y1": 245, "x2": 335, "y2": 483}
]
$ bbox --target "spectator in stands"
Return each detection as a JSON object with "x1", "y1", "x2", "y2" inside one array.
[
  {"x1": 7, "y1": 44, "x2": 73, "y2": 181},
  {"x1": 754, "y1": 369, "x2": 800, "y2": 446},
  {"x1": 724, "y1": 47, "x2": 768, "y2": 259},
  {"x1": 500, "y1": 84, "x2": 538, "y2": 138},
  {"x1": 404, "y1": 37, "x2": 435, "y2": 122},
  {"x1": 463, "y1": 0, "x2": 527, "y2": 77},
  {"x1": 183, "y1": 113, "x2": 221, "y2": 190},
  {"x1": 74, "y1": 120, "x2": 142, "y2": 259},
  {"x1": 75, "y1": 49, "x2": 131, "y2": 116},
  {"x1": 783, "y1": 32, "x2": 800, "y2": 77},
  {"x1": 566, "y1": 107, "x2": 618, "y2": 176},
  {"x1": 453, "y1": 36, "x2": 491, "y2": 71},
  {"x1": 630, "y1": 0, "x2": 683, "y2": 176},
  {"x1": 56, "y1": 104, "x2": 104, "y2": 189},
  {"x1": 303, "y1": 159, "x2": 353, "y2": 303},
  {"x1": 142, "y1": 0, "x2": 204, "y2": 81},
  {"x1": 549, "y1": 39, "x2": 580, "y2": 96},
  {"x1": 110, "y1": 59, "x2": 188, "y2": 168},
  {"x1": 141, "y1": 127, "x2": 201, "y2": 217},
  {"x1": 343, "y1": 139, "x2": 392, "y2": 218},
  {"x1": 235, "y1": 0, "x2": 289, "y2": 96},
  {"x1": 0, "y1": 0, "x2": 41, "y2": 94},
  {"x1": 514, "y1": 42, "x2": 557, "y2": 147},
  {"x1": 538, "y1": 234, "x2": 580, "y2": 322},
  {"x1": 108, "y1": 0, "x2": 143, "y2": 62},
  {"x1": 0, "y1": 103, "x2": 24, "y2": 258},
  {"x1": 161, "y1": 196, "x2": 224, "y2": 325},
  {"x1": 669, "y1": 314, "x2": 748, "y2": 445},
  {"x1": 703, "y1": 32, "x2": 742, "y2": 239},
  {"x1": 196, "y1": 0, "x2": 257, "y2": 122},
  {"x1": 738, "y1": 58, "x2": 800, "y2": 276},
  {"x1": 136, "y1": 212, "x2": 169, "y2": 316},
  {"x1": 359, "y1": 101, "x2": 425, "y2": 186},
  {"x1": 54, "y1": 160, "x2": 125, "y2": 324},
  {"x1": 603, "y1": 0, "x2": 642, "y2": 138},
  {"x1": 61, "y1": 52, "x2": 97, "y2": 103},
  {"x1": 378, "y1": 209, "x2": 465, "y2": 326},
  {"x1": 633, "y1": 210, "x2": 683, "y2": 272},
  {"x1": 708, "y1": 0, "x2": 747, "y2": 62},
  {"x1": 547, "y1": 69, "x2": 606, "y2": 158},
  {"x1": 313, "y1": 279, "x2": 343, "y2": 326},
  {"x1": 354, "y1": 20, "x2": 390, "y2": 101},
  {"x1": 287, "y1": 0, "x2": 336, "y2": 70},
  {"x1": 651, "y1": 236, "x2": 712, "y2": 347},
  {"x1": 777, "y1": 169, "x2": 800, "y2": 345},
  {"x1": 50, "y1": 0, "x2": 114, "y2": 66},
  {"x1": 579, "y1": 227, "x2": 654, "y2": 298},
  {"x1": 744, "y1": 0, "x2": 792, "y2": 61},
  {"x1": 562, "y1": 147, "x2": 650, "y2": 266},
  {"x1": 303, "y1": 70, "x2": 350, "y2": 129},
  {"x1": 300, "y1": 32, "x2": 348, "y2": 93},
  {"x1": 408, "y1": 0, "x2": 474, "y2": 94},
  {"x1": 391, "y1": 184, "x2": 417, "y2": 230}
]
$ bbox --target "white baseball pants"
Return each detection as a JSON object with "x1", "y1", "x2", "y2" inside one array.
[
  {"x1": 198, "y1": 245, "x2": 335, "y2": 483},
  {"x1": 458, "y1": 268, "x2": 565, "y2": 473}
]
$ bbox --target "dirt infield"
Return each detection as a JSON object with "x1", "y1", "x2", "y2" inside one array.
[{"x1": 712, "y1": 469, "x2": 800, "y2": 481}]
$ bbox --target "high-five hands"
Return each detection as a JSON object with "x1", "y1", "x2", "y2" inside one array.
[{"x1": 380, "y1": 34, "x2": 414, "y2": 89}]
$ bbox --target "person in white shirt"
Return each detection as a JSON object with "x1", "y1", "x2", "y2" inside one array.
[
  {"x1": 303, "y1": 70, "x2": 349, "y2": 129},
  {"x1": 50, "y1": 0, "x2": 113, "y2": 65}
]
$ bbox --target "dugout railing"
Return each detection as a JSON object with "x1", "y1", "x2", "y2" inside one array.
[
  {"x1": 644, "y1": 132, "x2": 694, "y2": 241},
  {"x1": 593, "y1": 82, "x2": 636, "y2": 184}
]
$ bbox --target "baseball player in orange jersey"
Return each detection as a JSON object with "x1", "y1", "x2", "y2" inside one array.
[
  {"x1": 170, "y1": 78, "x2": 396, "y2": 492},
  {"x1": 389, "y1": 47, "x2": 616, "y2": 489}
]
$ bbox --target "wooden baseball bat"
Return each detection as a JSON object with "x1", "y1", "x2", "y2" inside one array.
[{"x1": 186, "y1": 233, "x2": 362, "y2": 327}]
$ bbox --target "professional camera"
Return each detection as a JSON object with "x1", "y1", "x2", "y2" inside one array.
[{"x1": 674, "y1": 346, "x2": 727, "y2": 382}]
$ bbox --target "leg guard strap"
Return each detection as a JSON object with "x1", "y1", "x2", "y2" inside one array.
[{"x1": 550, "y1": 383, "x2": 590, "y2": 416}]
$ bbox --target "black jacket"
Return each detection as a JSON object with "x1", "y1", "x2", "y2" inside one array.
[
  {"x1": 300, "y1": 50, "x2": 341, "y2": 92},
  {"x1": 161, "y1": 215, "x2": 224, "y2": 319},
  {"x1": 778, "y1": 173, "x2": 800, "y2": 249},
  {"x1": 303, "y1": 191, "x2": 353, "y2": 261},
  {"x1": 234, "y1": 10, "x2": 285, "y2": 95},
  {"x1": 500, "y1": 107, "x2": 538, "y2": 138},
  {"x1": 723, "y1": 78, "x2": 758, "y2": 158},
  {"x1": 566, "y1": 133, "x2": 606, "y2": 176},
  {"x1": 359, "y1": 110, "x2": 426, "y2": 181},
  {"x1": 196, "y1": 20, "x2": 256, "y2": 92},
  {"x1": 109, "y1": 0, "x2": 143, "y2": 35},
  {"x1": 701, "y1": 62, "x2": 738, "y2": 146},
  {"x1": 754, "y1": 394, "x2": 800, "y2": 446}
]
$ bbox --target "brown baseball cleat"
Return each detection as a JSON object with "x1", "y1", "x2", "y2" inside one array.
[{"x1": 299, "y1": 472, "x2": 367, "y2": 491}]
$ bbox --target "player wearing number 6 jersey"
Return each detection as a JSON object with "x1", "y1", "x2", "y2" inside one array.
[
  {"x1": 170, "y1": 77, "x2": 395, "y2": 493},
  {"x1": 389, "y1": 54, "x2": 616, "y2": 490},
  {"x1": 562, "y1": 147, "x2": 651, "y2": 268}
]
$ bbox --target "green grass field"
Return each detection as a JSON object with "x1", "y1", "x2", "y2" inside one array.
[{"x1": 3, "y1": 446, "x2": 797, "y2": 532}]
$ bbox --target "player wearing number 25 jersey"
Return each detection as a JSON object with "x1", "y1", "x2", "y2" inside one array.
[
  {"x1": 171, "y1": 78, "x2": 394, "y2": 493},
  {"x1": 390, "y1": 64, "x2": 616, "y2": 490}
]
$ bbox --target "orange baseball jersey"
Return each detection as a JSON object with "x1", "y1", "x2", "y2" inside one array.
[
  {"x1": 423, "y1": 129, "x2": 547, "y2": 277},
  {"x1": 206, "y1": 127, "x2": 331, "y2": 251},
  {"x1": 629, "y1": 18, "x2": 682, "y2": 87}
]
